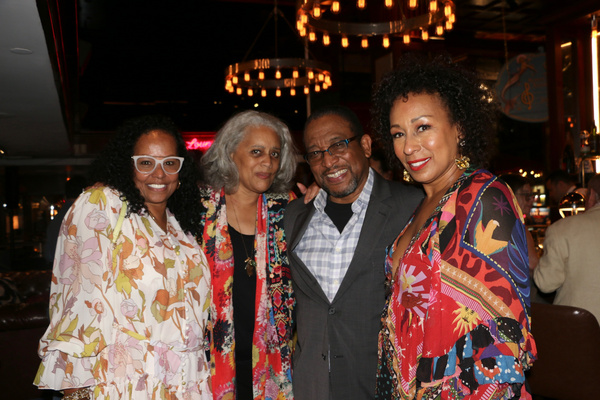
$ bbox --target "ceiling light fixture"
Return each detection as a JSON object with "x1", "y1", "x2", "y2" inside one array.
[
  {"x1": 225, "y1": 0, "x2": 332, "y2": 97},
  {"x1": 296, "y1": 0, "x2": 456, "y2": 49}
]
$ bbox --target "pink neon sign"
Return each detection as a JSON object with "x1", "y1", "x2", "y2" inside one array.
[{"x1": 185, "y1": 138, "x2": 214, "y2": 151}]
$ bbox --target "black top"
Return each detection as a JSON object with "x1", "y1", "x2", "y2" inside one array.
[
  {"x1": 324, "y1": 197, "x2": 354, "y2": 233},
  {"x1": 229, "y1": 225, "x2": 257, "y2": 400}
]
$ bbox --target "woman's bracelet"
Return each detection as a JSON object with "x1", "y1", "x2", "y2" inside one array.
[{"x1": 62, "y1": 388, "x2": 91, "y2": 400}]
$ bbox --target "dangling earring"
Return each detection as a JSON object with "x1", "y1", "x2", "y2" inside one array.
[
  {"x1": 455, "y1": 139, "x2": 470, "y2": 170},
  {"x1": 177, "y1": 181, "x2": 181, "y2": 189},
  {"x1": 403, "y1": 169, "x2": 413, "y2": 183}
]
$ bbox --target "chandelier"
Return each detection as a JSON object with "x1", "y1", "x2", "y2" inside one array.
[
  {"x1": 296, "y1": 0, "x2": 456, "y2": 49},
  {"x1": 225, "y1": 1, "x2": 333, "y2": 97}
]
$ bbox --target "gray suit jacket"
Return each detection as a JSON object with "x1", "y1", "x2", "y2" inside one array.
[{"x1": 285, "y1": 173, "x2": 422, "y2": 400}]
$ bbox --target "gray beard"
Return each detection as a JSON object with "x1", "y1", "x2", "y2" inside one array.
[{"x1": 323, "y1": 174, "x2": 359, "y2": 200}]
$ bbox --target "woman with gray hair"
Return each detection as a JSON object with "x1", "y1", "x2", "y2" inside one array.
[{"x1": 199, "y1": 110, "x2": 297, "y2": 400}]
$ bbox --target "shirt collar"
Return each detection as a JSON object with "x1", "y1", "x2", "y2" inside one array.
[{"x1": 314, "y1": 168, "x2": 374, "y2": 212}]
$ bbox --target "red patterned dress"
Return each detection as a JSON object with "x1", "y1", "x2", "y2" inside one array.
[{"x1": 376, "y1": 169, "x2": 536, "y2": 400}]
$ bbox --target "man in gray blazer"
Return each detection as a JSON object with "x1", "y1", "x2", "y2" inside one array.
[{"x1": 285, "y1": 105, "x2": 422, "y2": 399}]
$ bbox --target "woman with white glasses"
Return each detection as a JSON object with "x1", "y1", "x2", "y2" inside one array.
[{"x1": 35, "y1": 115, "x2": 212, "y2": 399}]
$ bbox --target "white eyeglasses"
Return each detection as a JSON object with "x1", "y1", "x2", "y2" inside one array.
[{"x1": 131, "y1": 155, "x2": 184, "y2": 174}]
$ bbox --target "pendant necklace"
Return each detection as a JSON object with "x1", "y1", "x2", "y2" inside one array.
[{"x1": 230, "y1": 201, "x2": 256, "y2": 277}]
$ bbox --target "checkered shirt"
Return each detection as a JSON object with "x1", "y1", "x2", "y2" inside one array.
[{"x1": 294, "y1": 169, "x2": 374, "y2": 302}]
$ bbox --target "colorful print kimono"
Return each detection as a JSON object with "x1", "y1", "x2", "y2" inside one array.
[
  {"x1": 376, "y1": 169, "x2": 536, "y2": 400},
  {"x1": 35, "y1": 186, "x2": 212, "y2": 399},
  {"x1": 199, "y1": 187, "x2": 295, "y2": 400}
]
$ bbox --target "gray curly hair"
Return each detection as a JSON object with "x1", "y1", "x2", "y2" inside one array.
[{"x1": 201, "y1": 110, "x2": 297, "y2": 194}]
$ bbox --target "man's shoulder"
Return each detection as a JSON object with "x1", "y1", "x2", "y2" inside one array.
[{"x1": 286, "y1": 196, "x2": 311, "y2": 216}]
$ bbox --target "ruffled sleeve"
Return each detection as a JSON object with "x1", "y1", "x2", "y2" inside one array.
[{"x1": 35, "y1": 186, "x2": 122, "y2": 390}]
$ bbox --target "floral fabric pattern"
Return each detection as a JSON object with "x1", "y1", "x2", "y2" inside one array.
[
  {"x1": 35, "y1": 186, "x2": 212, "y2": 399},
  {"x1": 199, "y1": 187, "x2": 295, "y2": 400},
  {"x1": 376, "y1": 169, "x2": 536, "y2": 400}
]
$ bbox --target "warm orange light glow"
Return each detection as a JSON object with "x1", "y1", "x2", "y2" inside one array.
[
  {"x1": 293, "y1": 69, "x2": 299, "y2": 79},
  {"x1": 304, "y1": 86, "x2": 310, "y2": 94},
  {"x1": 445, "y1": 3, "x2": 452, "y2": 16},
  {"x1": 332, "y1": 1, "x2": 340, "y2": 13},
  {"x1": 261, "y1": 89, "x2": 267, "y2": 97},
  {"x1": 429, "y1": 0, "x2": 437, "y2": 12},
  {"x1": 449, "y1": 13, "x2": 455, "y2": 23},
  {"x1": 276, "y1": 88, "x2": 281, "y2": 97},
  {"x1": 383, "y1": 35, "x2": 390, "y2": 48},
  {"x1": 361, "y1": 36, "x2": 369, "y2": 48},
  {"x1": 258, "y1": 71, "x2": 265, "y2": 80},
  {"x1": 236, "y1": 87, "x2": 242, "y2": 95},
  {"x1": 357, "y1": 0, "x2": 366, "y2": 9},
  {"x1": 342, "y1": 35, "x2": 349, "y2": 47},
  {"x1": 308, "y1": 70, "x2": 315, "y2": 79},
  {"x1": 309, "y1": 30, "x2": 317, "y2": 41},
  {"x1": 290, "y1": 87, "x2": 296, "y2": 96},
  {"x1": 244, "y1": 72, "x2": 250, "y2": 81},
  {"x1": 315, "y1": 84, "x2": 321, "y2": 92},
  {"x1": 446, "y1": 20, "x2": 453, "y2": 30},
  {"x1": 436, "y1": 24, "x2": 444, "y2": 35},
  {"x1": 232, "y1": 76, "x2": 239, "y2": 84},
  {"x1": 409, "y1": 0, "x2": 417, "y2": 8},
  {"x1": 318, "y1": 73, "x2": 324, "y2": 81},
  {"x1": 248, "y1": 88, "x2": 253, "y2": 96},
  {"x1": 421, "y1": 29, "x2": 429, "y2": 41},
  {"x1": 275, "y1": 70, "x2": 282, "y2": 79},
  {"x1": 313, "y1": 2, "x2": 321, "y2": 18},
  {"x1": 385, "y1": 0, "x2": 393, "y2": 8},
  {"x1": 323, "y1": 32, "x2": 330, "y2": 46},
  {"x1": 403, "y1": 34, "x2": 410, "y2": 44}
]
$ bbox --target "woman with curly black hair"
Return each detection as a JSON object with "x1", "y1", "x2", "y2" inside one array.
[
  {"x1": 371, "y1": 55, "x2": 536, "y2": 399},
  {"x1": 35, "y1": 115, "x2": 212, "y2": 399}
]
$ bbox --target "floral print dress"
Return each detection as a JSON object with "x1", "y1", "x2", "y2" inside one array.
[
  {"x1": 35, "y1": 186, "x2": 212, "y2": 399},
  {"x1": 376, "y1": 169, "x2": 536, "y2": 400}
]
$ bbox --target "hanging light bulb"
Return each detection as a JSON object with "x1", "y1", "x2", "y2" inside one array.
[
  {"x1": 296, "y1": 19, "x2": 303, "y2": 31},
  {"x1": 276, "y1": 88, "x2": 281, "y2": 97},
  {"x1": 449, "y1": 13, "x2": 455, "y2": 23},
  {"x1": 244, "y1": 72, "x2": 250, "y2": 81},
  {"x1": 383, "y1": 35, "x2": 390, "y2": 48},
  {"x1": 323, "y1": 82, "x2": 329, "y2": 89},
  {"x1": 332, "y1": 1, "x2": 340, "y2": 13},
  {"x1": 275, "y1": 69, "x2": 282, "y2": 79},
  {"x1": 403, "y1": 34, "x2": 410, "y2": 44},
  {"x1": 313, "y1": 1, "x2": 322, "y2": 18},
  {"x1": 236, "y1": 87, "x2": 242, "y2": 95},
  {"x1": 409, "y1": 0, "x2": 417, "y2": 9},
  {"x1": 309, "y1": 30, "x2": 317, "y2": 42},
  {"x1": 226, "y1": 79, "x2": 232, "y2": 89},
  {"x1": 421, "y1": 28, "x2": 429, "y2": 41},
  {"x1": 357, "y1": 0, "x2": 366, "y2": 9},
  {"x1": 232, "y1": 76, "x2": 239, "y2": 84},
  {"x1": 325, "y1": 75, "x2": 332, "y2": 85},
  {"x1": 292, "y1": 69, "x2": 299, "y2": 79},
  {"x1": 261, "y1": 89, "x2": 267, "y2": 97},
  {"x1": 361, "y1": 36, "x2": 369, "y2": 48},
  {"x1": 248, "y1": 88, "x2": 253, "y2": 96},
  {"x1": 436, "y1": 24, "x2": 444, "y2": 35},
  {"x1": 323, "y1": 32, "x2": 330, "y2": 46},
  {"x1": 385, "y1": 0, "x2": 393, "y2": 8},
  {"x1": 308, "y1": 70, "x2": 315, "y2": 80},
  {"x1": 228, "y1": 86, "x2": 234, "y2": 93},
  {"x1": 429, "y1": 0, "x2": 437, "y2": 12},
  {"x1": 258, "y1": 71, "x2": 265, "y2": 80},
  {"x1": 290, "y1": 87, "x2": 296, "y2": 96},
  {"x1": 445, "y1": 20, "x2": 453, "y2": 30},
  {"x1": 304, "y1": 85, "x2": 310, "y2": 94},
  {"x1": 444, "y1": 2, "x2": 452, "y2": 16},
  {"x1": 301, "y1": 14, "x2": 308, "y2": 24},
  {"x1": 318, "y1": 73, "x2": 324, "y2": 81},
  {"x1": 315, "y1": 84, "x2": 321, "y2": 92},
  {"x1": 341, "y1": 35, "x2": 349, "y2": 48}
]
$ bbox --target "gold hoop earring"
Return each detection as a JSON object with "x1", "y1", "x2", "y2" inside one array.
[
  {"x1": 455, "y1": 155, "x2": 470, "y2": 170},
  {"x1": 403, "y1": 169, "x2": 413, "y2": 183}
]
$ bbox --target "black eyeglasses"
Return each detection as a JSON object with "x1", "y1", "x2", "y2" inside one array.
[{"x1": 304, "y1": 136, "x2": 359, "y2": 164}]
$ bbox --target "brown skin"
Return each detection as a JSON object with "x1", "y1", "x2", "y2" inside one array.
[
  {"x1": 227, "y1": 125, "x2": 281, "y2": 234},
  {"x1": 388, "y1": 93, "x2": 462, "y2": 275},
  {"x1": 132, "y1": 130, "x2": 181, "y2": 231},
  {"x1": 303, "y1": 114, "x2": 372, "y2": 204}
]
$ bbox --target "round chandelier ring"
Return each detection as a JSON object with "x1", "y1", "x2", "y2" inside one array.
[
  {"x1": 225, "y1": 57, "x2": 332, "y2": 93},
  {"x1": 302, "y1": 6, "x2": 449, "y2": 36}
]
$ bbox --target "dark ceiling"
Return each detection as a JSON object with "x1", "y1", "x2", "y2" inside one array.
[{"x1": 44, "y1": 0, "x2": 600, "y2": 150}]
